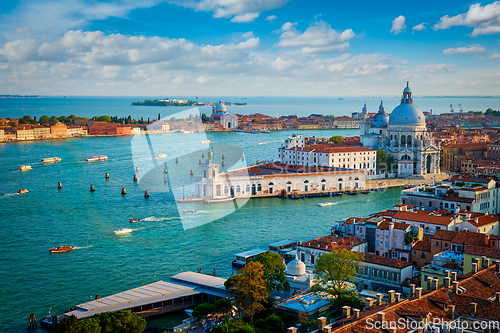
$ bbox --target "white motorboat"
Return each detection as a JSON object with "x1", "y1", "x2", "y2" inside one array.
[
  {"x1": 114, "y1": 228, "x2": 133, "y2": 235},
  {"x1": 319, "y1": 202, "x2": 335, "y2": 207},
  {"x1": 86, "y1": 155, "x2": 108, "y2": 162},
  {"x1": 41, "y1": 157, "x2": 62, "y2": 163}
]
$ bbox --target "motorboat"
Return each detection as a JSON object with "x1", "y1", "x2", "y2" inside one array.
[
  {"x1": 182, "y1": 210, "x2": 198, "y2": 214},
  {"x1": 319, "y1": 202, "x2": 335, "y2": 207},
  {"x1": 129, "y1": 218, "x2": 140, "y2": 223},
  {"x1": 200, "y1": 140, "x2": 211, "y2": 144},
  {"x1": 203, "y1": 197, "x2": 235, "y2": 204},
  {"x1": 19, "y1": 165, "x2": 32, "y2": 171},
  {"x1": 86, "y1": 155, "x2": 108, "y2": 162},
  {"x1": 156, "y1": 153, "x2": 166, "y2": 159},
  {"x1": 114, "y1": 228, "x2": 133, "y2": 235},
  {"x1": 41, "y1": 157, "x2": 62, "y2": 163},
  {"x1": 49, "y1": 245, "x2": 73, "y2": 253},
  {"x1": 17, "y1": 189, "x2": 29, "y2": 194}
]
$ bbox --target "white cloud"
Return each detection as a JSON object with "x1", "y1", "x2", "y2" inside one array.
[
  {"x1": 443, "y1": 45, "x2": 486, "y2": 55},
  {"x1": 225, "y1": 37, "x2": 259, "y2": 50},
  {"x1": 242, "y1": 31, "x2": 254, "y2": 39},
  {"x1": 412, "y1": 23, "x2": 426, "y2": 32},
  {"x1": 16, "y1": 26, "x2": 32, "y2": 34},
  {"x1": 390, "y1": 15, "x2": 406, "y2": 34},
  {"x1": 276, "y1": 22, "x2": 297, "y2": 33},
  {"x1": 412, "y1": 64, "x2": 456, "y2": 73},
  {"x1": 277, "y1": 21, "x2": 355, "y2": 53},
  {"x1": 230, "y1": 12, "x2": 259, "y2": 23},
  {"x1": 196, "y1": 75, "x2": 216, "y2": 84},
  {"x1": 170, "y1": 0, "x2": 291, "y2": 22},
  {"x1": 433, "y1": 1, "x2": 500, "y2": 36},
  {"x1": 484, "y1": 53, "x2": 500, "y2": 60},
  {"x1": 265, "y1": 15, "x2": 277, "y2": 21}
]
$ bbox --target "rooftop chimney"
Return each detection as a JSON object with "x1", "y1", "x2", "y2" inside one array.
[
  {"x1": 388, "y1": 290, "x2": 395, "y2": 303},
  {"x1": 287, "y1": 328, "x2": 298, "y2": 333},
  {"x1": 416, "y1": 287, "x2": 423, "y2": 299},
  {"x1": 377, "y1": 312, "x2": 385, "y2": 325},
  {"x1": 353, "y1": 309, "x2": 360, "y2": 319},
  {"x1": 471, "y1": 302, "x2": 477, "y2": 315},
  {"x1": 451, "y1": 271, "x2": 457, "y2": 281},
  {"x1": 472, "y1": 263, "x2": 478, "y2": 274},
  {"x1": 365, "y1": 298, "x2": 374, "y2": 309},
  {"x1": 395, "y1": 293, "x2": 401, "y2": 303},
  {"x1": 410, "y1": 284, "x2": 416, "y2": 297},
  {"x1": 376, "y1": 293, "x2": 383, "y2": 305},
  {"x1": 444, "y1": 270, "x2": 451, "y2": 278},
  {"x1": 496, "y1": 261, "x2": 500, "y2": 273},
  {"x1": 427, "y1": 276, "x2": 433, "y2": 290},
  {"x1": 452, "y1": 281, "x2": 459, "y2": 294},
  {"x1": 496, "y1": 292, "x2": 500, "y2": 302},
  {"x1": 449, "y1": 304, "x2": 455, "y2": 320},
  {"x1": 433, "y1": 278, "x2": 439, "y2": 290},
  {"x1": 323, "y1": 325, "x2": 332, "y2": 333},
  {"x1": 444, "y1": 277, "x2": 451, "y2": 289},
  {"x1": 342, "y1": 306, "x2": 351, "y2": 319},
  {"x1": 317, "y1": 317, "x2": 327, "y2": 331}
]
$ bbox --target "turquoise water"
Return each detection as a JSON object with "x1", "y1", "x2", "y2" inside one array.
[{"x1": 0, "y1": 129, "x2": 402, "y2": 331}]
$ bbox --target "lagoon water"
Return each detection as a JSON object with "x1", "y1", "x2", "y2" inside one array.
[{"x1": 0, "y1": 95, "x2": 497, "y2": 331}]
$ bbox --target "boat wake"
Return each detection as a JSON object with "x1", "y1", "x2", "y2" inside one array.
[
  {"x1": 73, "y1": 245, "x2": 94, "y2": 250},
  {"x1": 2, "y1": 193, "x2": 20, "y2": 197},
  {"x1": 141, "y1": 216, "x2": 180, "y2": 222}
]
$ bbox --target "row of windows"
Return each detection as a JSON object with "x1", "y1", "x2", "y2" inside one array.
[
  {"x1": 358, "y1": 267, "x2": 399, "y2": 281},
  {"x1": 480, "y1": 202, "x2": 491, "y2": 210}
]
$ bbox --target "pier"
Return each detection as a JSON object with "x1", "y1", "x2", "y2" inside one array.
[{"x1": 62, "y1": 272, "x2": 228, "y2": 320}]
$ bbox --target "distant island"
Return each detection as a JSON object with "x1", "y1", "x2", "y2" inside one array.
[
  {"x1": 0, "y1": 94, "x2": 41, "y2": 98},
  {"x1": 131, "y1": 98, "x2": 246, "y2": 106}
]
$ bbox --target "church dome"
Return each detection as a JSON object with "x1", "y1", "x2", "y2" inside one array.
[
  {"x1": 215, "y1": 99, "x2": 226, "y2": 112},
  {"x1": 371, "y1": 101, "x2": 389, "y2": 128},
  {"x1": 389, "y1": 82, "x2": 425, "y2": 126},
  {"x1": 286, "y1": 255, "x2": 306, "y2": 276}
]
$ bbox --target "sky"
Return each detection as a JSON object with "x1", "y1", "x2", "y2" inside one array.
[{"x1": 0, "y1": 0, "x2": 499, "y2": 96}]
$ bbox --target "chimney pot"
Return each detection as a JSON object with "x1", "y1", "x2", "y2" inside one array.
[
  {"x1": 472, "y1": 263, "x2": 478, "y2": 274},
  {"x1": 471, "y1": 302, "x2": 477, "y2": 315},
  {"x1": 377, "y1": 312, "x2": 385, "y2": 324},
  {"x1": 376, "y1": 293, "x2": 383, "y2": 305},
  {"x1": 395, "y1": 293, "x2": 401, "y2": 302},
  {"x1": 496, "y1": 292, "x2": 500, "y2": 302},
  {"x1": 444, "y1": 270, "x2": 451, "y2": 278},
  {"x1": 484, "y1": 258, "x2": 490, "y2": 268},
  {"x1": 353, "y1": 309, "x2": 360, "y2": 319},
  {"x1": 416, "y1": 287, "x2": 423, "y2": 299},
  {"x1": 388, "y1": 290, "x2": 395, "y2": 303},
  {"x1": 342, "y1": 306, "x2": 351, "y2": 319},
  {"x1": 410, "y1": 284, "x2": 416, "y2": 297},
  {"x1": 365, "y1": 297, "x2": 374, "y2": 309},
  {"x1": 449, "y1": 304, "x2": 455, "y2": 319},
  {"x1": 317, "y1": 317, "x2": 327, "y2": 331},
  {"x1": 496, "y1": 261, "x2": 500, "y2": 273},
  {"x1": 444, "y1": 277, "x2": 451, "y2": 288},
  {"x1": 427, "y1": 276, "x2": 433, "y2": 290},
  {"x1": 433, "y1": 278, "x2": 439, "y2": 290},
  {"x1": 452, "y1": 281, "x2": 460, "y2": 294},
  {"x1": 451, "y1": 271, "x2": 457, "y2": 281}
]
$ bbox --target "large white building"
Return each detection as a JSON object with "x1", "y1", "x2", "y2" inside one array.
[
  {"x1": 211, "y1": 99, "x2": 238, "y2": 130},
  {"x1": 360, "y1": 83, "x2": 440, "y2": 177}
]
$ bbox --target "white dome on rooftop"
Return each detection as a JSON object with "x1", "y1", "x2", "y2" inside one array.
[
  {"x1": 286, "y1": 255, "x2": 306, "y2": 276},
  {"x1": 389, "y1": 82, "x2": 425, "y2": 126},
  {"x1": 216, "y1": 99, "x2": 226, "y2": 112}
]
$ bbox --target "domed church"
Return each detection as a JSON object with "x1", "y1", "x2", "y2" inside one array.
[{"x1": 360, "y1": 82, "x2": 440, "y2": 177}]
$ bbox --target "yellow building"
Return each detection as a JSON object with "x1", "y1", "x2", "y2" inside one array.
[
  {"x1": 463, "y1": 245, "x2": 500, "y2": 274},
  {"x1": 0, "y1": 129, "x2": 4, "y2": 141},
  {"x1": 50, "y1": 122, "x2": 68, "y2": 137},
  {"x1": 16, "y1": 127, "x2": 35, "y2": 140},
  {"x1": 33, "y1": 126, "x2": 51, "y2": 138}
]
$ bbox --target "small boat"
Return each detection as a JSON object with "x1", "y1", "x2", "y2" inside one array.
[
  {"x1": 319, "y1": 202, "x2": 335, "y2": 207},
  {"x1": 17, "y1": 189, "x2": 28, "y2": 194},
  {"x1": 360, "y1": 190, "x2": 369, "y2": 194},
  {"x1": 41, "y1": 157, "x2": 62, "y2": 163},
  {"x1": 114, "y1": 228, "x2": 133, "y2": 235},
  {"x1": 182, "y1": 130, "x2": 193, "y2": 134},
  {"x1": 19, "y1": 165, "x2": 32, "y2": 171},
  {"x1": 86, "y1": 155, "x2": 108, "y2": 162},
  {"x1": 49, "y1": 245, "x2": 73, "y2": 253},
  {"x1": 182, "y1": 210, "x2": 198, "y2": 214},
  {"x1": 129, "y1": 218, "x2": 139, "y2": 223},
  {"x1": 347, "y1": 191, "x2": 357, "y2": 195},
  {"x1": 200, "y1": 140, "x2": 211, "y2": 144},
  {"x1": 156, "y1": 153, "x2": 166, "y2": 159},
  {"x1": 203, "y1": 197, "x2": 235, "y2": 204}
]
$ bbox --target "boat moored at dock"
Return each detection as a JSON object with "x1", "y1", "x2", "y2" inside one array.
[
  {"x1": 86, "y1": 155, "x2": 108, "y2": 162},
  {"x1": 41, "y1": 157, "x2": 62, "y2": 163},
  {"x1": 203, "y1": 197, "x2": 235, "y2": 204}
]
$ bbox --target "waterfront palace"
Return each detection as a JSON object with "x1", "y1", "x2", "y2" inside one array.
[{"x1": 359, "y1": 82, "x2": 441, "y2": 177}]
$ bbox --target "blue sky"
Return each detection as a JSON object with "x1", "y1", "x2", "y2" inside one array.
[{"x1": 0, "y1": 0, "x2": 499, "y2": 96}]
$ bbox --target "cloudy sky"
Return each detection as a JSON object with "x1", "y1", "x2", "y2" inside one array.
[{"x1": 0, "y1": 0, "x2": 499, "y2": 96}]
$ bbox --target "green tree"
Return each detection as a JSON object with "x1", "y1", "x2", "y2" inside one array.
[
  {"x1": 232, "y1": 261, "x2": 269, "y2": 321},
  {"x1": 254, "y1": 252, "x2": 289, "y2": 293},
  {"x1": 77, "y1": 317, "x2": 101, "y2": 333},
  {"x1": 215, "y1": 298, "x2": 233, "y2": 315},
  {"x1": 329, "y1": 135, "x2": 343, "y2": 143},
  {"x1": 192, "y1": 303, "x2": 216, "y2": 319},
  {"x1": 311, "y1": 249, "x2": 364, "y2": 302},
  {"x1": 39, "y1": 115, "x2": 49, "y2": 124},
  {"x1": 211, "y1": 318, "x2": 256, "y2": 333},
  {"x1": 49, "y1": 116, "x2": 58, "y2": 122},
  {"x1": 54, "y1": 315, "x2": 79, "y2": 333},
  {"x1": 93, "y1": 310, "x2": 145, "y2": 333}
]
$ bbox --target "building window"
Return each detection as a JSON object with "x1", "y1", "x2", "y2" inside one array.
[
  {"x1": 421, "y1": 252, "x2": 426, "y2": 259},
  {"x1": 311, "y1": 255, "x2": 315, "y2": 264},
  {"x1": 444, "y1": 242, "x2": 448, "y2": 248},
  {"x1": 385, "y1": 241, "x2": 389, "y2": 248},
  {"x1": 429, "y1": 201, "x2": 432, "y2": 207},
  {"x1": 435, "y1": 241, "x2": 439, "y2": 247},
  {"x1": 413, "y1": 250, "x2": 417, "y2": 255},
  {"x1": 301, "y1": 253, "x2": 305, "y2": 262}
]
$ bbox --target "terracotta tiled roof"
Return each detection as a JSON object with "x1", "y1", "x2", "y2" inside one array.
[
  {"x1": 376, "y1": 220, "x2": 411, "y2": 231},
  {"x1": 464, "y1": 245, "x2": 500, "y2": 259},
  {"x1": 432, "y1": 229, "x2": 458, "y2": 241},
  {"x1": 413, "y1": 240, "x2": 431, "y2": 252},
  {"x1": 451, "y1": 231, "x2": 488, "y2": 247},
  {"x1": 442, "y1": 192, "x2": 474, "y2": 203},
  {"x1": 300, "y1": 235, "x2": 365, "y2": 251},
  {"x1": 387, "y1": 210, "x2": 455, "y2": 226},
  {"x1": 401, "y1": 277, "x2": 421, "y2": 287},
  {"x1": 467, "y1": 214, "x2": 500, "y2": 227},
  {"x1": 363, "y1": 253, "x2": 412, "y2": 269},
  {"x1": 287, "y1": 145, "x2": 374, "y2": 153}
]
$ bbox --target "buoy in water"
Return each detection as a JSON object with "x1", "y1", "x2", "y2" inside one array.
[
  {"x1": 202, "y1": 153, "x2": 205, "y2": 158},
  {"x1": 121, "y1": 188, "x2": 126, "y2": 195},
  {"x1": 199, "y1": 159, "x2": 202, "y2": 164},
  {"x1": 133, "y1": 175, "x2": 138, "y2": 182},
  {"x1": 164, "y1": 168, "x2": 167, "y2": 174},
  {"x1": 135, "y1": 166, "x2": 139, "y2": 172},
  {"x1": 57, "y1": 182, "x2": 62, "y2": 189},
  {"x1": 144, "y1": 190, "x2": 149, "y2": 198},
  {"x1": 190, "y1": 170, "x2": 194, "y2": 175},
  {"x1": 175, "y1": 158, "x2": 179, "y2": 163},
  {"x1": 164, "y1": 176, "x2": 168, "y2": 183},
  {"x1": 105, "y1": 173, "x2": 110, "y2": 179},
  {"x1": 241, "y1": 155, "x2": 245, "y2": 161},
  {"x1": 222, "y1": 154, "x2": 225, "y2": 159},
  {"x1": 90, "y1": 185, "x2": 95, "y2": 191},
  {"x1": 222, "y1": 161, "x2": 225, "y2": 166}
]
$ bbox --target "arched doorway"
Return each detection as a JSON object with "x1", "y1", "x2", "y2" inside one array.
[
  {"x1": 426, "y1": 155, "x2": 432, "y2": 174},
  {"x1": 251, "y1": 184, "x2": 256, "y2": 195},
  {"x1": 227, "y1": 122, "x2": 231, "y2": 129},
  {"x1": 321, "y1": 179, "x2": 326, "y2": 191},
  {"x1": 304, "y1": 180, "x2": 309, "y2": 192},
  {"x1": 268, "y1": 182, "x2": 274, "y2": 194},
  {"x1": 286, "y1": 181, "x2": 292, "y2": 193}
]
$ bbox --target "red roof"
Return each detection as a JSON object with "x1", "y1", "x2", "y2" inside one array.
[
  {"x1": 300, "y1": 235, "x2": 365, "y2": 251},
  {"x1": 362, "y1": 253, "x2": 412, "y2": 269}
]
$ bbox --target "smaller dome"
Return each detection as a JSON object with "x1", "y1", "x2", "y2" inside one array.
[
  {"x1": 361, "y1": 103, "x2": 368, "y2": 113},
  {"x1": 286, "y1": 255, "x2": 306, "y2": 276},
  {"x1": 404, "y1": 86, "x2": 411, "y2": 93},
  {"x1": 216, "y1": 99, "x2": 226, "y2": 112}
]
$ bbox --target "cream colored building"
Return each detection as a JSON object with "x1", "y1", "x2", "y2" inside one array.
[
  {"x1": 33, "y1": 126, "x2": 51, "y2": 138},
  {"x1": 16, "y1": 127, "x2": 35, "y2": 140}
]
